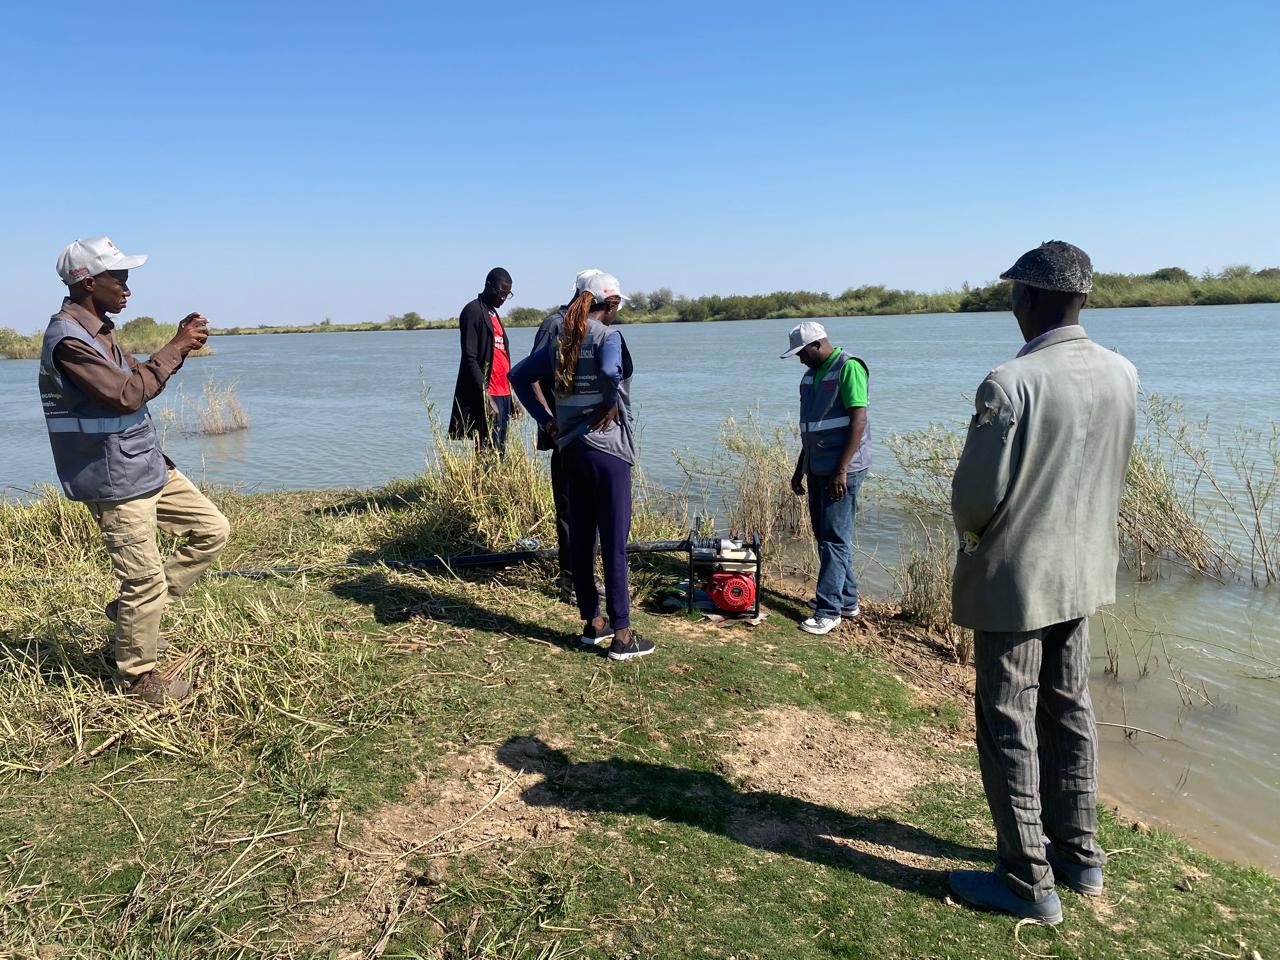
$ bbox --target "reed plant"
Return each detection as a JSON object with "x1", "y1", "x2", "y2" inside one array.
[
  {"x1": 892, "y1": 519, "x2": 972, "y2": 664},
  {"x1": 1121, "y1": 421, "x2": 1231, "y2": 580},
  {"x1": 884, "y1": 423, "x2": 964, "y2": 524},
  {"x1": 323, "y1": 417, "x2": 687, "y2": 566},
  {"x1": 196, "y1": 378, "x2": 251, "y2": 435},
  {"x1": 1135, "y1": 395, "x2": 1280, "y2": 584},
  {"x1": 675, "y1": 410, "x2": 806, "y2": 547},
  {"x1": 885, "y1": 394, "x2": 1280, "y2": 587}
]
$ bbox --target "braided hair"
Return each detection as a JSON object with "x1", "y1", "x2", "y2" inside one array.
[{"x1": 554, "y1": 290, "x2": 596, "y2": 398}]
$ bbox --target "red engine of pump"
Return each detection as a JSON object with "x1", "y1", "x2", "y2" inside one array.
[{"x1": 707, "y1": 572, "x2": 757, "y2": 613}]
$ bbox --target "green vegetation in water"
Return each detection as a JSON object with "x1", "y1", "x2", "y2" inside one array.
[
  {"x1": 2, "y1": 418, "x2": 1276, "y2": 957},
  {"x1": 0, "y1": 315, "x2": 214, "y2": 360}
]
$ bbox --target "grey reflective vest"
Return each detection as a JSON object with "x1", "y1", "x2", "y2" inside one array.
[
  {"x1": 531, "y1": 308, "x2": 566, "y2": 452},
  {"x1": 552, "y1": 319, "x2": 636, "y2": 465},
  {"x1": 39, "y1": 312, "x2": 169, "y2": 502},
  {"x1": 799, "y1": 349, "x2": 871, "y2": 476}
]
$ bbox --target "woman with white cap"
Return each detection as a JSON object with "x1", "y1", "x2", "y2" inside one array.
[
  {"x1": 509, "y1": 271, "x2": 654, "y2": 661},
  {"x1": 525, "y1": 270, "x2": 617, "y2": 604}
]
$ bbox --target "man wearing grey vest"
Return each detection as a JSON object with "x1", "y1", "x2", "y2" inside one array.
[
  {"x1": 947, "y1": 242, "x2": 1138, "y2": 925},
  {"x1": 40, "y1": 237, "x2": 230, "y2": 705},
  {"x1": 784, "y1": 322, "x2": 871, "y2": 636}
]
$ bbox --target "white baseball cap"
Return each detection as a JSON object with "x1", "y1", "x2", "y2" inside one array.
[
  {"x1": 574, "y1": 268, "x2": 630, "y2": 304},
  {"x1": 781, "y1": 321, "x2": 828, "y2": 358},
  {"x1": 57, "y1": 236, "x2": 148, "y2": 285},
  {"x1": 574, "y1": 268, "x2": 604, "y2": 292}
]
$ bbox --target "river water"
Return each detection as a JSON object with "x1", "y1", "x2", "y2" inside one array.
[{"x1": 3, "y1": 304, "x2": 1277, "y2": 871}]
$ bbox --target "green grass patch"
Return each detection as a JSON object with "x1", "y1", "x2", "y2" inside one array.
[{"x1": 1, "y1": 440, "x2": 1276, "y2": 957}]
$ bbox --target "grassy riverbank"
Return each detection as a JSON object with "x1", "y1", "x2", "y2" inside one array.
[
  {"x1": 0, "y1": 316, "x2": 213, "y2": 360},
  {"x1": 1, "y1": 436, "x2": 1275, "y2": 958}
]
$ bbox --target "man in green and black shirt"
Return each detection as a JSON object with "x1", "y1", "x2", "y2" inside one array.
[{"x1": 782, "y1": 321, "x2": 871, "y2": 635}]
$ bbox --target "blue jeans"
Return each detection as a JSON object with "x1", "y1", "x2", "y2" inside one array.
[
  {"x1": 484, "y1": 395, "x2": 512, "y2": 453},
  {"x1": 807, "y1": 469, "x2": 866, "y2": 618}
]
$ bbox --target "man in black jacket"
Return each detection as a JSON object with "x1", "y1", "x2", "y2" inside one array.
[{"x1": 449, "y1": 268, "x2": 517, "y2": 451}]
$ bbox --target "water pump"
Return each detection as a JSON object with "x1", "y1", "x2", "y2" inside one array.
[{"x1": 687, "y1": 532, "x2": 762, "y2": 618}]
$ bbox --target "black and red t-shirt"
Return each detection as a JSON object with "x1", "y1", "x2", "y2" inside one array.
[{"x1": 488, "y1": 310, "x2": 511, "y2": 396}]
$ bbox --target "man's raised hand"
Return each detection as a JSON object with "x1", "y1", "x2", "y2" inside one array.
[{"x1": 171, "y1": 313, "x2": 209, "y2": 354}]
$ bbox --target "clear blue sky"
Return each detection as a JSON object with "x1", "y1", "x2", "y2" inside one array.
[{"x1": 3, "y1": 0, "x2": 1277, "y2": 332}]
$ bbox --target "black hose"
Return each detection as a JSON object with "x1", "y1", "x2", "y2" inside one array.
[{"x1": 215, "y1": 539, "x2": 691, "y2": 581}]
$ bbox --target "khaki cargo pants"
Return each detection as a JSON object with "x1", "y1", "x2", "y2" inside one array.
[{"x1": 88, "y1": 468, "x2": 230, "y2": 682}]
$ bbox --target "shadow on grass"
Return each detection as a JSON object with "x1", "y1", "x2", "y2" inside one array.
[
  {"x1": 330, "y1": 571, "x2": 590, "y2": 654},
  {"x1": 330, "y1": 555, "x2": 692, "y2": 650},
  {"x1": 1, "y1": 631, "x2": 116, "y2": 686},
  {"x1": 305, "y1": 485, "x2": 428, "y2": 519},
  {"x1": 497, "y1": 736, "x2": 990, "y2": 896},
  {"x1": 759, "y1": 586, "x2": 810, "y2": 622}
]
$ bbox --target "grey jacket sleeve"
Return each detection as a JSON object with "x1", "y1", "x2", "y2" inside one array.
[{"x1": 951, "y1": 376, "x2": 1019, "y2": 548}]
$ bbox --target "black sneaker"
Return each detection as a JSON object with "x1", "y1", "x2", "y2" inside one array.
[
  {"x1": 607, "y1": 632, "x2": 655, "y2": 662},
  {"x1": 580, "y1": 620, "x2": 615, "y2": 648}
]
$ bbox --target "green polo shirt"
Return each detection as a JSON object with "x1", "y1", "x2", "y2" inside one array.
[{"x1": 814, "y1": 347, "x2": 868, "y2": 408}]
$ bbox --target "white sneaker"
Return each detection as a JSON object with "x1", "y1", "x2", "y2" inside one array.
[
  {"x1": 807, "y1": 599, "x2": 860, "y2": 617},
  {"x1": 799, "y1": 616, "x2": 841, "y2": 635}
]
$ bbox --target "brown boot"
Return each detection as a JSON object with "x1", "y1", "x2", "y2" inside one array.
[
  {"x1": 122, "y1": 671, "x2": 193, "y2": 705},
  {"x1": 105, "y1": 600, "x2": 169, "y2": 652}
]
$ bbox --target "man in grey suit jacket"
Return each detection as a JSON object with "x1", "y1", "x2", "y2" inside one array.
[{"x1": 947, "y1": 241, "x2": 1138, "y2": 925}]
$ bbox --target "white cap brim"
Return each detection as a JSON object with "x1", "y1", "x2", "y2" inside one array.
[
  {"x1": 780, "y1": 340, "x2": 817, "y2": 359},
  {"x1": 111, "y1": 253, "x2": 148, "y2": 271}
]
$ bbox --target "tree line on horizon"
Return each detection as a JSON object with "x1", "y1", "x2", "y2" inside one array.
[
  {"x1": 603, "y1": 263, "x2": 1280, "y2": 326},
  {"x1": 4, "y1": 264, "x2": 1278, "y2": 353},
  {"x1": 0, "y1": 315, "x2": 211, "y2": 360}
]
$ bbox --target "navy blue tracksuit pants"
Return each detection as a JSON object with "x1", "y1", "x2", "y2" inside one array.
[{"x1": 563, "y1": 442, "x2": 632, "y2": 629}]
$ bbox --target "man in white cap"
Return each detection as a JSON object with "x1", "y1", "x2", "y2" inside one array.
[
  {"x1": 40, "y1": 236, "x2": 229, "y2": 704},
  {"x1": 783, "y1": 321, "x2": 871, "y2": 635}
]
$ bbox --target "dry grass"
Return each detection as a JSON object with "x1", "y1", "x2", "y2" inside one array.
[
  {"x1": 884, "y1": 423, "x2": 964, "y2": 525},
  {"x1": 1121, "y1": 437, "x2": 1230, "y2": 580},
  {"x1": 318, "y1": 416, "x2": 688, "y2": 566},
  {"x1": 886, "y1": 394, "x2": 1280, "y2": 589},
  {"x1": 676, "y1": 409, "x2": 806, "y2": 545},
  {"x1": 891, "y1": 519, "x2": 972, "y2": 665},
  {"x1": 197, "y1": 378, "x2": 250, "y2": 435}
]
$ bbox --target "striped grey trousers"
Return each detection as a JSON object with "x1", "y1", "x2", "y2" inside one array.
[{"x1": 973, "y1": 617, "x2": 1107, "y2": 900}]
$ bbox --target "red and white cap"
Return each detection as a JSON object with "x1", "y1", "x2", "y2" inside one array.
[
  {"x1": 574, "y1": 268, "x2": 630, "y2": 304},
  {"x1": 56, "y1": 236, "x2": 148, "y2": 285}
]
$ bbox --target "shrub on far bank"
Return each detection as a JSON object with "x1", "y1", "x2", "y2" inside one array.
[
  {"x1": 955, "y1": 265, "x2": 1280, "y2": 313},
  {"x1": 0, "y1": 319, "x2": 211, "y2": 359},
  {"x1": 0, "y1": 327, "x2": 42, "y2": 360}
]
